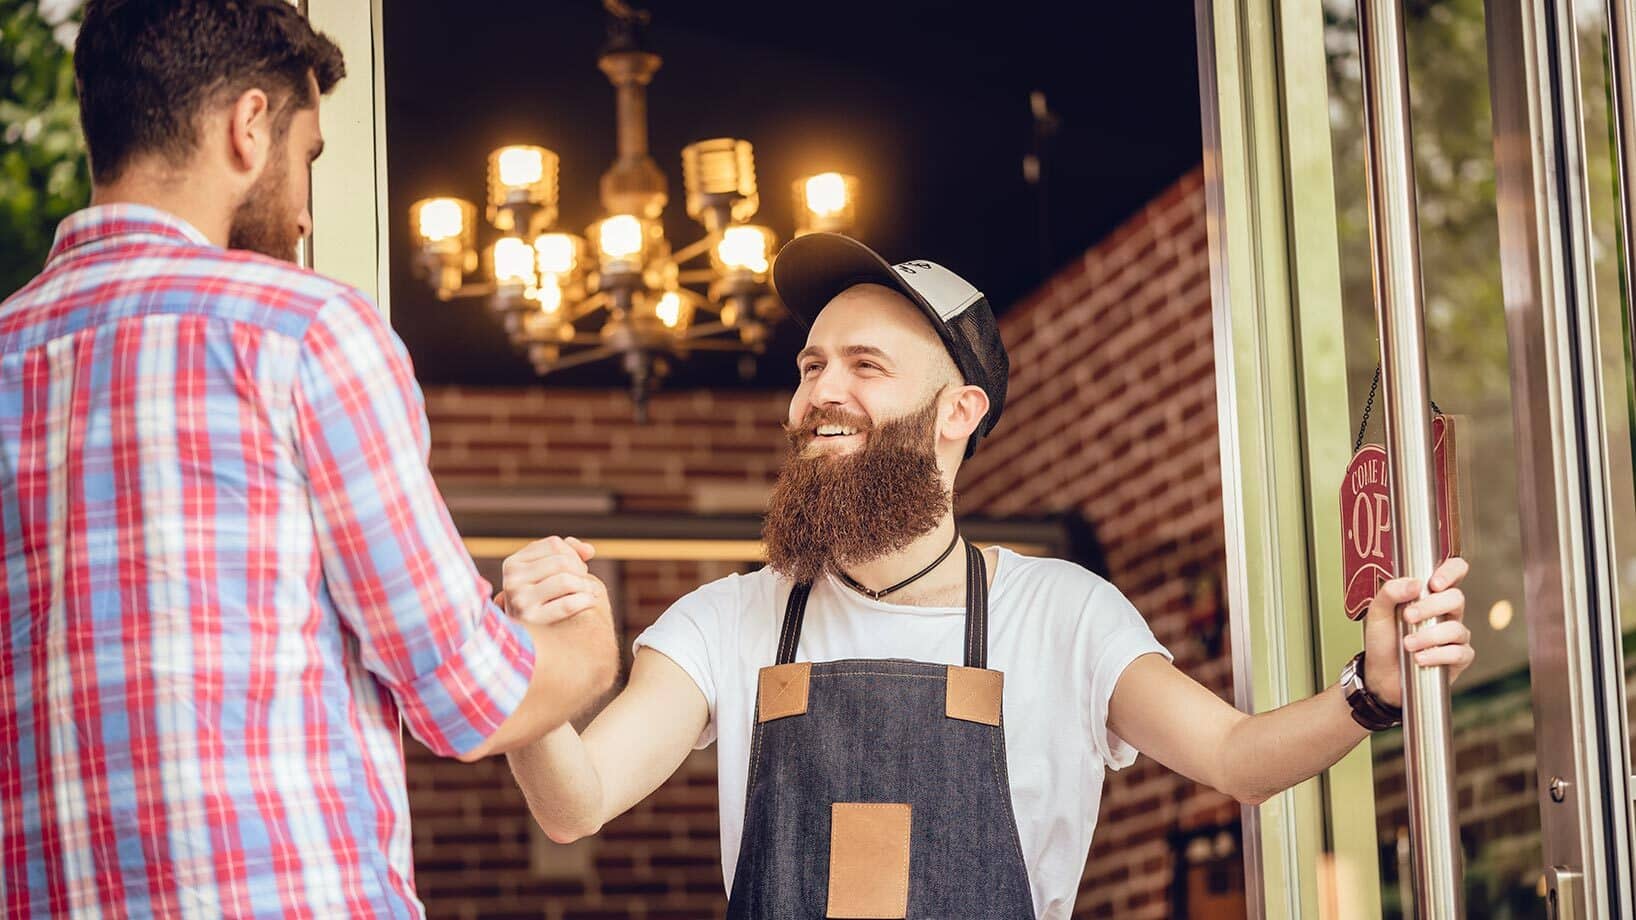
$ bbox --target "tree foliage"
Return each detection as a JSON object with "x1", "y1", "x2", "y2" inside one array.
[{"x1": 1, "y1": 0, "x2": 88, "y2": 297}]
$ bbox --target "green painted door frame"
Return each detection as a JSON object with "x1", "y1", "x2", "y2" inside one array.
[{"x1": 1194, "y1": 0, "x2": 1383, "y2": 916}]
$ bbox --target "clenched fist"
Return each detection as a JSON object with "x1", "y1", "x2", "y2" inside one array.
[
  {"x1": 1363, "y1": 556, "x2": 1473, "y2": 708},
  {"x1": 498, "y1": 536, "x2": 620, "y2": 706},
  {"x1": 500, "y1": 536, "x2": 608, "y2": 626}
]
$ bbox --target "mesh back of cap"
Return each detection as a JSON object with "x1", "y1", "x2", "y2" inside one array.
[{"x1": 945, "y1": 297, "x2": 1009, "y2": 458}]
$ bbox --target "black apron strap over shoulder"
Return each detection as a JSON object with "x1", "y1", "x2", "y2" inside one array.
[
  {"x1": 774, "y1": 542, "x2": 990, "y2": 668},
  {"x1": 964, "y1": 541, "x2": 988, "y2": 670},
  {"x1": 774, "y1": 581, "x2": 812, "y2": 666}
]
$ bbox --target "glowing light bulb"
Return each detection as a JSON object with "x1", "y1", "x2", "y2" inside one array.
[
  {"x1": 536, "y1": 279, "x2": 563, "y2": 314},
  {"x1": 534, "y1": 233, "x2": 579, "y2": 275},
  {"x1": 804, "y1": 172, "x2": 849, "y2": 216},
  {"x1": 655, "y1": 291, "x2": 683, "y2": 328},
  {"x1": 717, "y1": 225, "x2": 771, "y2": 273},
  {"x1": 598, "y1": 215, "x2": 645, "y2": 260},
  {"x1": 416, "y1": 198, "x2": 466, "y2": 243},
  {"x1": 496, "y1": 146, "x2": 545, "y2": 188},
  {"x1": 491, "y1": 236, "x2": 535, "y2": 285}
]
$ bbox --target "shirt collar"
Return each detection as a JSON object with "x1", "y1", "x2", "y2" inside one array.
[{"x1": 48, "y1": 204, "x2": 216, "y2": 264}]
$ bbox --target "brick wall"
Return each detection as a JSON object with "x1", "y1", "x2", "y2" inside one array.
[
  {"x1": 411, "y1": 388, "x2": 790, "y2": 919},
  {"x1": 421, "y1": 388, "x2": 792, "y2": 513},
  {"x1": 407, "y1": 166, "x2": 1240, "y2": 919}
]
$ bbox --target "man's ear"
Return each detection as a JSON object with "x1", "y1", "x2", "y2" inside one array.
[
  {"x1": 941, "y1": 384, "x2": 990, "y2": 444},
  {"x1": 225, "y1": 88, "x2": 273, "y2": 176}
]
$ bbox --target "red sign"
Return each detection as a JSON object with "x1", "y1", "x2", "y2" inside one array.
[{"x1": 1341, "y1": 415, "x2": 1463, "y2": 620}]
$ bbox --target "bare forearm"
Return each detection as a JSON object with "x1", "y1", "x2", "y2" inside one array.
[
  {"x1": 460, "y1": 618, "x2": 617, "y2": 762},
  {"x1": 504, "y1": 649, "x2": 708, "y2": 845},
  {"x1": 506, "y1": 723, "x2": 607, "y2": 843},
  {"x1": 1219, "y1": 684, "x2": 1368, "y2": 804}
]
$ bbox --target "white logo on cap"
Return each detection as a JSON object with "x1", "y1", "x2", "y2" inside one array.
[{"x1": 893, "y1": 260, "x2": 982, "y2": 321}]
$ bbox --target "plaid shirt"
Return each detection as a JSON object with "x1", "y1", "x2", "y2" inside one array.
[{"x1": 0, "y1": 205, "x2": 535, "y2": 918}]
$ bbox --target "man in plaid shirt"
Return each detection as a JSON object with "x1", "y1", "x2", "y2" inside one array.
[{"x1": 0, "y1": 2, "x2": 618, "y2": 916}]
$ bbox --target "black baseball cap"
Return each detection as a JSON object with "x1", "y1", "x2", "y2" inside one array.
[{"x1": 772, "y1": 232, "x2": 1009, "y2": 457}]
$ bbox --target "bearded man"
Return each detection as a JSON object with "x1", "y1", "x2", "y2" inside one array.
[{"x1": 501, "y1": 233, "x2": 1474, "y2": 919}]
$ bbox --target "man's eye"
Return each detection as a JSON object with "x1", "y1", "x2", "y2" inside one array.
[
  {"x1": 801, "y1": 363, "x2": 822, "y2": 376},
  {"x1": 857, "y1": 361, "x2": 880, "y2": 371}
]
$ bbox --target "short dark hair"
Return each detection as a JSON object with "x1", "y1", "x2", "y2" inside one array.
[{"x1": 75, "y1": 0, "x2": 346, "y2": 184}]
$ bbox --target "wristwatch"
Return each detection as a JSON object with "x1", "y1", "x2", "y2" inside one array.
[{"x1": 1339, "y1": 651, "x2": 1402, "y2": 731}]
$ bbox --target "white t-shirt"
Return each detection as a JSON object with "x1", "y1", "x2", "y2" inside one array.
[{"x1": 633, "y1": 547, "x2": 1172, "y2": 920}]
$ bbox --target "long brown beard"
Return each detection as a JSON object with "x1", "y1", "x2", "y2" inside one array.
[
  {"x1": 228, "y1": 143, "x2": 301, "y2": 261},
  {"x1": 762, "y1": 394, "x2": 951, "y2": 583}
]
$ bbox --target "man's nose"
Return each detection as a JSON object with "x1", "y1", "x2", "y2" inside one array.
[{"x1": 809, "y1": 364, "x2": 849, "y2": 406}]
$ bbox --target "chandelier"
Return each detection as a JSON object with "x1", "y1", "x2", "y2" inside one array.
[{"x1": 407, "y1": 1, "x2": 859, "y2": 419}]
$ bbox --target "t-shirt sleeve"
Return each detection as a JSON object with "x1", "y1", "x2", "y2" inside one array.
[
  {"x1": 1083, "y1": 580, "x2": 1172, "y2": 771},
  {"x1": 632, "y1": 578, "x2": 732, "y2": 749}
]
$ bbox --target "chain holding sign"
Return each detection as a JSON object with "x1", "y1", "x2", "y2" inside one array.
[{"x1": 1340, "y1": 365, "x2": 1465, "y2": 621}]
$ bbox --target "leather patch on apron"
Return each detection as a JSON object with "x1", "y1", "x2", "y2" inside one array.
[
  {"x1": 757, "y1": 662, "x2": 811, "y2": 722},
  {"x1": 944, "y1": 666, "x2": 1003, "y2": 726},
  {"x1": 826, "y1": 802, "x2": 912, "y2": 918}
]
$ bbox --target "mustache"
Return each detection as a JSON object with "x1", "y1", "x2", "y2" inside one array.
[{"x1": 782, "y1": 407, "x2": 875, "y2": 450}]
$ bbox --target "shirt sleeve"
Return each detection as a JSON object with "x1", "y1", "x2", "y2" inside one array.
[
  {"x1": 632, "y1": 578, "x2": 732, "y2": 750},
  {"x1": 1083, "y1": 580, "x2": 1172, "y2": 771},
  {"x1": 292, "y1": 288, "x2": 535, "y2": 758}
]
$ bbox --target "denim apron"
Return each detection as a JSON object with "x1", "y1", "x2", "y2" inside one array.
[{"x1": 725, "y1": 543, "x2": 1037, "y2": 919}]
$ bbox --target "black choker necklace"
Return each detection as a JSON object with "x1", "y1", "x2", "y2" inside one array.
[{"x1": 835, "y1": 530, "x2": 962, "y2": 601}]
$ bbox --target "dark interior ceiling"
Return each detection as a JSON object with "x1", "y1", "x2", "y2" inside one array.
[{"x1": 382, "y1": 1, "x2": 1203, "y2": 391}]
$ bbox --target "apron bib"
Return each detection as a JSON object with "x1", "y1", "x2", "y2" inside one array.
[{"x1": 725, "y1": 543, "x2": 1037, "y2": 919}]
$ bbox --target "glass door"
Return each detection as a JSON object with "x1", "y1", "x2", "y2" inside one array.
[
  {"x1": 1197, "y1": 0, "x2": 1636, "y2": 915},
  {"x1": 1319, "y1": 0, "x2": 1542, "y2": 913}
]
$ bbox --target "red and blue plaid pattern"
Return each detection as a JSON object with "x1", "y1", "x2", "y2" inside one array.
[{"x1": 0, "y1": 206, "x2": 535, "y2": 918}]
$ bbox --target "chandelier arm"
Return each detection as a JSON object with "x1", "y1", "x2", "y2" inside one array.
[
  {"x1": 675, "y1": 269, "x2": 718, "y2": 285},
  {"x1": 669, "y1": 231, "x2": 722, "y2": 266},
  {"x1": 558, "y1": 333, "x2": 612, "y2": 345},
  {"x1": 678, "y1": 321, "x2": 735, "y2": 341},
  {"x1": 566, "y1": 291, "x2": 612, "y2": 323},
  {"x1": 674, "y1": 338, "x2": 755, "y2": 351},
  {"x1": 537, "y1": 343, "x2": 623, "y2": 373},
  {"x1": 434, "y1": 282, "x2": 499, "y2": 302}
]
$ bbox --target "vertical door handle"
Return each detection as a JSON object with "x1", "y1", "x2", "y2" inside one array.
[{"x1": 1546, "y1": 866, "x2": 1584, "y2": 920}]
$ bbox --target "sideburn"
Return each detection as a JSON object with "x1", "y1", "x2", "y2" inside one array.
[{"x1": 227, "y1": 104, "x2": 302, "y2": 261}]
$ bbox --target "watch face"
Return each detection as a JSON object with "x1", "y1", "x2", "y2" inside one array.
[{"x1": 1341, "y1": 656, "x2": 1364, "y2": 693}]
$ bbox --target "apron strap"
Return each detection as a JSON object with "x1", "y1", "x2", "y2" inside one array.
[
  {"x1": 774, "y1": 541, "x2": 991, "y2": 668},
  {"x1": 964, "y1": 541, "x2": 989, "y2": 670},
  {"x1": 774, "y1": 581, "x2": 812, "y2": 665}
]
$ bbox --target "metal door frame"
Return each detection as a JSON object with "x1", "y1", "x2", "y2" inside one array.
[
  {"x1": 1485, "y1": 0, "x2": 1636, "y2": 914},
  {"x1": 1194, "y1": 0, "x2": 1379, "y2": 916}
]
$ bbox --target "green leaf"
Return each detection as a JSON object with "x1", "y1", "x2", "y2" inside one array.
[{"x1": 1, "y1": 0, "x2": 89, "y2": 297}]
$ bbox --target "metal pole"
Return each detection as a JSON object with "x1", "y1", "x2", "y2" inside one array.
[{"x1": 1353, "y1": 0, "x2": 1464, "y2": 916}]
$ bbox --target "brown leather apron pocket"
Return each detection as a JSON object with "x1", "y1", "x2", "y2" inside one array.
[{"x1": 826, "y1": 802, "x2": 911, "y2": 918}]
